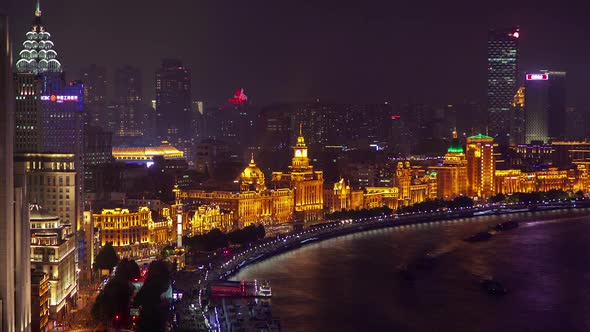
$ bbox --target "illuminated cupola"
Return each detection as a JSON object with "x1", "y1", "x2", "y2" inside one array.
[
  {"x1": 292, "y1": 123, "x2": 311, "y2": 170},
  {"x1": 445, "y1": 130, "x2": 465, "y2": 162},
  {"x1": 240, "y1": 153, "x2": 266, "y2": 192},
  {"x1": 15, "y1": 0, "x2": 62, "y2": 74}
]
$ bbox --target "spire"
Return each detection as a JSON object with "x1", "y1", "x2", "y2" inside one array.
[
  {"x1": 453, "y1": 128, "x2": 458, "y2": 139},
  {"x1": 250, "y1": 152, "x2": 255, "y2": 165},
  {"x1": 35, "y1": 0, "x2": 41, "y2": 17},
  {"x1": 299, "y1": 122, "x2": 303, "y2": 137}
]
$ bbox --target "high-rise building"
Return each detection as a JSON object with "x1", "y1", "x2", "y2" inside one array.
[
  {"x1": 466, "y1": 134, "x2": 495, "y2": 198},
  {"x1": 487, "y1": 28, "x2": 520, "y2": 146},
  {"x1": 511, "y1": 86, "x2": 526, "y2": 144},
  {"x1": 83, "y1": 125, "x2": 113, "y2": 192},
  {"x1": 524, "y1": 71, "x2": 567, "y2": 143},
  {"x1": 155, "y1": 59, "x2": 193, "y2": 166},
  {"x1": 80, "y1": 64, "x2": 107, "y2": 128},
  {"x1": 114, "y1": 65, "x2": 143, "y2": 141},
  {"x1": 14, "y1": 1, "x2": 84, "y2": 232},
  {"x1": 16, "y1": 153, "x2": 79, "y2": 226},
  {"x1": 155, "y1": 59, "x2": 192, "y2": 142},
  {"x1": 1, "y1": 13, "x2": 32, "y2": 332}
]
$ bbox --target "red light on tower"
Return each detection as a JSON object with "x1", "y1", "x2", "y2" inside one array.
[{"x1": 228, "y1": 88, "x2": 248, "y2": 104}]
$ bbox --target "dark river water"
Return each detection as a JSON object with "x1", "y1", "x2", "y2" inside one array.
[{"x1": 232, "y1": 209, "x2": 590, "y2": 332}]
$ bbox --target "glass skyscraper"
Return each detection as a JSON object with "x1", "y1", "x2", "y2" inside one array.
[
  {"x1": 524, "y1": 71, "x2": 567, "y2": 143},
  {"x1": 487, "y1": 27, "x2": 519, "y2": 146}
]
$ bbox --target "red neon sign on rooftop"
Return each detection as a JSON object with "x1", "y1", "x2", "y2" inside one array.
[
  {"x1": 526, "y1": 73, "x2": 549, "y2": 81},
  {"x1": 228, "y1": 88, "x2": 248, "y2": 104}
]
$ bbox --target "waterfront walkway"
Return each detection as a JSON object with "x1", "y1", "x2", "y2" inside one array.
[{"x1": 174, "y1": 199, "x2": 589, "y2": 331}]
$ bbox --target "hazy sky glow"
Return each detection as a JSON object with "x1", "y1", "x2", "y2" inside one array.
[{"x1": 4, "y1": 0, "x2": 590, "y2": 106}]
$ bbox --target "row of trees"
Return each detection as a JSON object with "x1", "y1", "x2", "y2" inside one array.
[
  {"x1": 91, "y1": 256, "x2": 171, "y2": 330},
  {"x1": 91, "y1": 258, "x2": 140, "y2": 326},
  {"x1": 134, "y1": 260, "x2": 171, "y2": 332},
  {"x1": 489, "y1": 189, "x2": 583, "y2": 204},
  {"x1": 397, "y1": 196, "x2": 474, "y2": 214},
  {"x1": 325, "y1": 206, "x2": 393, "y2": 220},
  {"x1": 184, "y1": 224, "x2": 266, "y2": 251}
]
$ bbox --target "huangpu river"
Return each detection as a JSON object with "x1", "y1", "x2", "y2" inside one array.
[{"x1": 233, "y1": 209, "x2": 590, "y2": 331}]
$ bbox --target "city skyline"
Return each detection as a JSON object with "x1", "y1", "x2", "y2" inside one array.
[
  {"x1": 5, "y1": 2, "x2": 590, "y2": 331},
  {"x1": 3, "y1": 0, "x2": 590, "y2": 106}
]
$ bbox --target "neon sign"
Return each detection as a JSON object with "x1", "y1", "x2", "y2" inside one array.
[
  {"x1": 228, "y1": 88, "x2": 248, "y2": 104},
  {"x1": 526, "y1": 74, "x2": 549, "y2": 81},
  {"x1": 41, "y1": 95, "x2": 80, "y2": 102}
]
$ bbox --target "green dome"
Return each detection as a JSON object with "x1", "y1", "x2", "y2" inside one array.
[{"x1": 447, "y1": 140, "x2": 464, "y2": 153}]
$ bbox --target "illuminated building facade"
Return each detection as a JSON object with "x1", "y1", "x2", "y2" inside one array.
[
  {"x1": 512, "y1": 86, "x2": 526, "y2": 144},
  {"x1": 17, "y1": 153, "x2": 79, "y2": 227},
  {"x1": 31, "y1": 270, "x2": 49, "y2": 332},
  {"x1": 112, "y1": 144, "x2": 184, "y2": 166},
  {"x1": 93, "y1": 207, "x2": 174, "y2": 259},
  {"x1": 466, "y1": 134, "x2": 495, "y2": 198},
  {"x1": 394, "y1": 161, "x2": 412, "y2": 203},
  {"x1": 363, "y1": 187, "x2": 400, "y2": 210},
  {"x1": 189, "y1": 205, "x2": 235, "y2": 235},
  {"x1": 182, "y1": 156, "x2": 295, "y2": 226},
  {"x1": 429, "y1": 131, "x2": 468, "y2": 199},
  {"x1": 323, "y1": 178, "x2": 364, "y2": 213},
  {"x1": 29, "y1": 205, "x2": 77, "y2": 320},
  {"x1": 272, "y1": 126, "x2": 324, "y2": 222},
  {"x1": 525, "y1": 71, "x2": 567, "y2": 143},
  {"x1": 494, "y1": 168, "x2": 570, "y2": 195},
  {"x1": 487, "y1": 28, "x2": 519, "y2": 145},
  {"x1": 393, "y1": 162, "x2": 436, "y2": 205}
]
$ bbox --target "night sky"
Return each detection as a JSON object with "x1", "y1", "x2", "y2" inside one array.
[{"x1": 3, "y1": 0, "x2": 590, "y2": 107}]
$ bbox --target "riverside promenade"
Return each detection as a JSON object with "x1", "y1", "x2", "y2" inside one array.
[{"x1": 173, "y1": 199, "x2": 590, "y2": 331}]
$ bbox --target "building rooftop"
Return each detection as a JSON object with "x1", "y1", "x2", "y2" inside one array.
[
  {"x1": 112, "y1": 145, "x2": 184, "y2": 159},
  {"x1": 468, "y1": 133, "x2": 493, "y2": 140}
]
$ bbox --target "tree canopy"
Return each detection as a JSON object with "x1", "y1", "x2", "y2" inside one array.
[{"x1": 94, "y1": 242, "x2": 119, "y2": 272}]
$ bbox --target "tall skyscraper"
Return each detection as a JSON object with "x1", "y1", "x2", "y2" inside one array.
[
  {"x1": 114, "y1": 65, "x2": 143, "y2": 141},
  {"x1": 155, "y1": 59, "x2": 192, "y2": 143},
  {"x1": 155, "y1": 59, "x2": 192, "y2": 166},
  {"x1": 12, "y1": 2, "x2": 81, "y2": 320},
  {"x1": 466, "y1": 134, "x2": 495, "y2": 198},
  {"x1": 1, "y1": 13, "x2": 32, "y2": 332},
  {"x1": 80, "y1": 64, "x2": 107, "y2": 128},
  {"x1": 525, "y1": 71, "x2": 567, "y2": 143},
  {"x1": 487, "y1": 28, "x2": 520, "y2": 146}
]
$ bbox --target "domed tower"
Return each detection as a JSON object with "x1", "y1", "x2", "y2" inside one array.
[
  {"x1": 240, "y1": 154, "x2": 266, "y2": 192},
  {"x1": 15, "y1": 0, "x2": 62, "y2": 74},
  {"x1": 445, "y1": 130, "x2": 465, "y2": 163}
]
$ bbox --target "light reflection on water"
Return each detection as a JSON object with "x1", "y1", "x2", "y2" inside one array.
[{"x1": 232, "y1": 209, "x2": 590, "y2": 332}]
